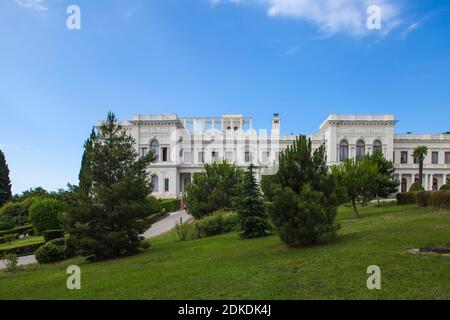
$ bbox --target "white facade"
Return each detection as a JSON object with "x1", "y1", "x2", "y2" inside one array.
[{"x1": 115, "y1": 113, "x2": 450, "y2": 198}]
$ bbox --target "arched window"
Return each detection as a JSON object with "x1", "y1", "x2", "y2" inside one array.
[
  {"x1": 151, "y1": 175, "x2": 159, "y2": 192},
  {"x1": 150, "y1": 139, "x2": 160, "y2": 160},
  {"x1": 339, "y1": 140, "x2": 349, "y2": 162},
  {"x1": 373, "y1": 140, "x2": 383, "y2": 154},
  {"x1": 401, "y1": 178, "x2": 407, "y2": 193},
  {"x1": 356, "y1": 140, "x2": 365, "y2": 159}
]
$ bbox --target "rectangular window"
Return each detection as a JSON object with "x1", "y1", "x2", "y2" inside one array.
[
  {"x1": 401, "y1": 151, "x2": 408, "y2": 164},
  {"x1": 245, "y1": 151, "x2": 251, "y2": 163},
  {"x1": 414, "y1": 155, "x2": 419, "y2": 164},
  {"x1": 393, "y1": 151, "x2": 395, "y2": 163},
  {"x1": 262, "y1": 151, "x2": 270, "y2": 163},
  {"x1": 446, "y1": 152, "x2": 450, "y2": 164},
  {"x1": 184, "y1": 151, "x2": 192, "y2": 163},
  {"x1": 212, "y1": 151, "x2": 218, "y2": 161},
  {"x1": 164, "y1": 179, "x2": 169, "y2": 192},
  {"x1": 142, "y1": 147, "x2": 148, "y2": 156},
  {"x1": 198, "y1": 151, "x2": 204, "y2": 164},
  {"x1": 432, "y1": 152, "x2": 439, "y2": 164},
  {"x1": 162, "y1": 147, "x2": 168, "y2": 162},
  {"x1": 225, "y1": 151, "x2": 234, "y2": 163}
]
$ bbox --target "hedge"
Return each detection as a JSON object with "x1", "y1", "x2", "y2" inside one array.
[
  {"x1": 159, "y1": 199, "x2": 180, "y2": 213},
  {"x1": 0, "y1": 241, "x2": 45, "y2": 256},
  {"x1": 146, "y1": 211, "x2": 168, "y2": 225},
  {"x1": 43, "y1": 230, "x2": 65, "y2": 243},
  {"x1": 0, "y1": 225, "x2": 33, "y2": 237},
  {"x1": 397, "y1": 191, "x2": 450, "y2": 210},
  {"x1": 440, "y1": 184, "x2": 450, "y2": 191}
]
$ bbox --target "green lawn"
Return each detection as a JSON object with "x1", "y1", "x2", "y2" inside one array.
[
  {"x1": 1, "y1": 203, "x2": 450, "y2": 300},
  {"x1": 0, "y1": 236, "x2": 44, "y2": 251}
]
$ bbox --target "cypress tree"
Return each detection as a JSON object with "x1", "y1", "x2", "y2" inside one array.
[
  {"x1": 79, "y1": 127, "x2": 96, "y2": 194},
  {"x1": 0, "y1": 149, "x2": 12, "y2": 207},
  {"x1": 235, "y1": 164, "x2": 270, "y2": 238}
]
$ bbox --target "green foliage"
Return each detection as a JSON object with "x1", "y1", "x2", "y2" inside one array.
[
  {"x1": 439, "y1": 184, "x2": 450, "y2": 191},
  {"x1": 0, "y1": 150, "x2": 12, "y2": 207},
  {"x1": 78, "y1": 128, "x2": 96, "y2": 195},
  {"x1": 3, "y1": 234, "x2": 17, "y2": 244},
  {"x1": 0, "y1": 241, "x2": 44, "y2": 256},
  {"x1": 396, "y1": 192, "x2": 416, "y2": 205},
  {"x1": 1, "y1": 253, "x2": 18, "y2": 273},
  {"x1": 260, "y1": 175, "x2": 277, "y2": 201},
  {"x1": 0, "y1": 221, "x2": 13, "y2": 231},
  {"x1": 195, "y1": 210, "x2": 239, "y2": 237},
  {"x1": 416, "y1": 191, "x2": 432, "y2": 207},
  {"x1": 0, "y1": 202, "x2": 28, "y2": 227},
  {"x1": 430, "y1": 191, "x2": 450, "y2": 209},
  {"x1": 0, "y1": 224, "x2": 33, "y2": 237},
  {"x1": 184, "y1": 161, "x2": 243, "y2": 219},
  {"x1": 159, "y1": 198, "x2": 180, "y2": 213},
  {"x1": 147, "y1": 196, "x2": 162, "y2": 214},
  {"x1": 332, "y1": 157, "x2": 378, "y2": 218},
  {"x1": 367, "y1": 151, "x2": 399, "y2": 204},
  {"x1": 43, "y1": 230, "x2": 65, "y2": 243},
  {"x1": 267, "y1": 136, "x2": 339, "y2": 247},
  {"x1": 235, "y1": 165, "x2": 270, "y2": 238},
  {"x1": 409, "y1": 182, "x2": 425, "y2": 192},
  {"x1": 29, "y1": 198, "x2": 65, "y2": 234},
  {"x1": 35, "y1": 242, "x2": 68, "y2": 264},
  {"x1": 13, "y1": 187, "x2": 48, "y2": 202},
  {"x1": 67, "y1": 112, "x2": 156, "y2": 261},
  {"x1": 174, "y1": 222, "x2": 199, "y2": 241}
]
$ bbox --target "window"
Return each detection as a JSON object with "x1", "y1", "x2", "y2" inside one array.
[
  {"x1": 356, "y1": 140, "x2": 365, "y2": 159},
  {"x1": 339, "y1": 140, "x2": 349, "y2": 161},
  {"x1": 446, "y1": 152, "x2": 450, "y2": 164},
  {"x1": 401, "y1": 151, "x2": 408, "y2": 164},
  {"x1": 432, "y1": 152, "x2": 439, "y2": 164},
  {"x1": 373, "y1": 140, "x2": 382, "y2": 154},
  {"x1": 150, "y1": 139, "x2": 159, "y2": 161},
  {"x1": 262, "y1": 151, "x2": 270, "y2": 163},
  {"x1": 211, "y1": 151, "x2": 218, "y2": 161},
  {"x1": 225, "y1": 151, "x2": 234, "y2": 163},
  {"x1": 151, "y1": 175, "x2": 159, "y2": 192},
  {"x1": 245, "y1": 151, "x2": 251, "y2": 163},
  {"x1": 141, "y1": 147, "x2": 148, "y2": 156},
  {"x1": 164, "y1": 179, "x2": 169, "y2": 192},
  {"x1": 184, "y1": 151, "x2": 192, "y2": 163},
  {"x1": 162, "y1": 147, "x2": 168, "y2": 162},
  {"x1": 393, "y1": 151, "x2": 395, "y2": 163},
  {"x1": 414, "y1": 155, "x2": 419, "y2": 164},
  {"x1": 198, "y1": 151, "x2": 204, "y2": 164}
]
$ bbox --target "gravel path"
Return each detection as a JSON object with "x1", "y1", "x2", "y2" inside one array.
[{"x1": 0, "y1": 210, "x2": 192, "y2": 270}]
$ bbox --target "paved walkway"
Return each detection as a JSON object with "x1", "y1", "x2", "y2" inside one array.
[
  {"x1": 143, "y1": 210, "x2": 192, "y2": 239},
  {"x1": 0, "y1": 210, "x2": 192, "y2": 270}
]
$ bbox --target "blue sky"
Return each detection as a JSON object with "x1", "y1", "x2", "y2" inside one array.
[{"x1": 1, "y1": 0, "x2": 450, "y2": 194}]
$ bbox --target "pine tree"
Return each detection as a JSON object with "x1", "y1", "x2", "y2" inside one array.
[
  {"x1": 0, "y1": 149, "x2": 12, "y2": 207},
  {"x1": 78, "y1": 127, "x2": 96, "y2": 194},
  {"x1": 67, "y1": 112, "x2": 155, "y2": 261},
  {"x1": 235, "y1": 164, "x2": 270, "y2": 238},
  {"x1": 267, "y1": 136, "x2": 339, "y2": 247}
]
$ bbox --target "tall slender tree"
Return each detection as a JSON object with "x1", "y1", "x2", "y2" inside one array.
[
  {"x1": 0, "y1": 149, "x2": 12, "y2": 207},
  {"x1": 235, "y1": 164, "x2": 270, "y2": 238},
  {"x1": 412, "y1": 146, "x2": 428, "y2": 188},
  {"x1": 78, "y1": 127, "x2": 96, "y2": 195}
]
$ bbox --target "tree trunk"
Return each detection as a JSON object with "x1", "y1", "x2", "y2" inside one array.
[
  {"x1": 352, "y1": 199, "x2": 361, "y2": 219},
  {"x1": 419, "y1": 160, "x2": 423, "y2": 187}
]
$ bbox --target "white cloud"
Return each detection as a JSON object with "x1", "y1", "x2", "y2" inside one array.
[
  {"x1": 16, "y1": 0, "x2": 48, "y2": 12},
  {"x1": 209, "y1": 0, "x2": 403, "y2": 37}
]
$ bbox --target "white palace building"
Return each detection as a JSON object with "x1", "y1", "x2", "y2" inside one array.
[{"x1": 115, "y1": 113, "x2": 450, "y2": 198}]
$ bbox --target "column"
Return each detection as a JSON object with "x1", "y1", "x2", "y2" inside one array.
[
  {"x1": 399, "y1": 174, "x2": 403, "y2": 192},
  {"x1": 424, "y1": 174, "x2": 429, "y2": 191}
]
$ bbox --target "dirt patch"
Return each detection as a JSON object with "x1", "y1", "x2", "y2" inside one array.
[{"x1": 407, "y1": 247, "x2": 450, "y2": 256}]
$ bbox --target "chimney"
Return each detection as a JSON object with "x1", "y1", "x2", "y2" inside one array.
[{"x1": 272, "y1": 113, "x2": 280, "y2": 136}]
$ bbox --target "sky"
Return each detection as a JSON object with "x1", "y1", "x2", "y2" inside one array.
[{"x1": 1, "y1": 0, "x2": 450, "y2": 194}]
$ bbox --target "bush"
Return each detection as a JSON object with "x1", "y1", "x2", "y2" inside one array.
[
  {"x1": 35, "y1": 242, "x2": 67, "y2": 264},
  {"x1": 440, "y1": 184, "x2": 450, "y2": 191},
  {"x1": 0, "y1": 202, "x2": 28, "y2": 226},
  {"x1": 416, "y1": 191, "x2": 432, "y2": 207},
  {"x1": 0, "y1": 241, "x2": 45, "y2": 256},
  {"x1": 3, "y1": 234, "x2": 17, "y2": 243},
  {"x1": 29, "y1": 198, "x2": 65, "y2": 234},
  {"x1": 195, "y1": 210, "x2": 238, "y2": 237},
  {"x1": 159, "y1": 199, "x2": 180, "y2": 213},
  {"x1": 0, "y1": 221, "x2": 13, "y2": 231},
  {"x1": 174, "y1": 222, "x2": 199, "y2": 241},
  {"x1": 1, "y1": 253, "x2": 18, "y2": 273},
  {"x1": 431, "y1": 191, "x2": 450, "y2": 210},
  {"x1": 147, "y1": 196, "x2": 162, "y2": 214},
  {"x1": 409, "y1": 182, "x2": 425, "y2": 192},
  {"x1": 146, "y1": 211, "x2": 168, "y2": 225},
  {"x1": 43, "y1": 229, "x2": 65, "y2": 242},
  {"x1": 396, "y1": 192, "x2": 416, "y2": 205},
  {"x1": 0, "y1": 224, "x2": 33, "y2": 237}
]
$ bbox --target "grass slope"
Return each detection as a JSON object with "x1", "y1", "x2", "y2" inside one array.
[{"x1": 1, "y1": 204, "x2": 450, "y2": 300}]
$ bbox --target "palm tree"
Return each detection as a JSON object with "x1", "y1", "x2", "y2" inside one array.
[{"x1": 412, "y1": 146, "x2": 428, "y2": 188}]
